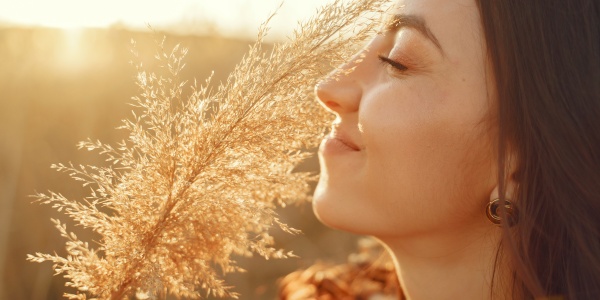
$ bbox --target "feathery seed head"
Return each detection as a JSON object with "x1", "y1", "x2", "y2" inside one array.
[{"x1": 28, "y1": 0, "x2": 390, "y2": 298}]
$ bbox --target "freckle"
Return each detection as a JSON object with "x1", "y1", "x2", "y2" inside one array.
[{"x1": 462, "y1": 78, "x2": 466, "y2": 82}]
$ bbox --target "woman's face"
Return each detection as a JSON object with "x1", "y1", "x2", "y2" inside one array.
[{"x1": 313, "y1": 0, "x2": 496, "y2": 238}]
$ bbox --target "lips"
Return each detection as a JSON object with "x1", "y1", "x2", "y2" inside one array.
[
  {"x1": 320, "y1": 126, "x2": 361, "y2": 154},
  {"x1": 328, "y1": 132, "x2": 360, "y2": 151}
]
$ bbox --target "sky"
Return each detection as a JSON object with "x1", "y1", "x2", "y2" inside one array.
[{"x1": 0, "y1": 0, "x2": 327, "y2": 38}]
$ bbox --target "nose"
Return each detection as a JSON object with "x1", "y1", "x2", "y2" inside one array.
[{"x1": 315, "y1": 55, "x2": 364, "y2": 115}]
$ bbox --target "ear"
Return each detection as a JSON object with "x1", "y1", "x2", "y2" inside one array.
[
  {"x1": 490, "y1": 149, "x2": 519, "y2": 201},
  {"x1": 489, "y1": 179, "x2": 517, "y2": 201}
]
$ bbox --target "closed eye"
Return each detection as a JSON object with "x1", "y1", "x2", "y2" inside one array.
[{"x1": 378, "y1": 54, "x2": 408, "y2": 72}]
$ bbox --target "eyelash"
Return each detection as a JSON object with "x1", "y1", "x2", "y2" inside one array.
[{"x1": 378, "y1": 54, "x2": 408, "y2": 73}]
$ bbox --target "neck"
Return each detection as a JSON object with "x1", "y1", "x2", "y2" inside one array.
[{"x1": 379, "y1": 223, "x2": 507, "y2": 300}]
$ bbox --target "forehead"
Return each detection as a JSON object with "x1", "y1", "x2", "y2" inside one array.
[
  {"x1": 392, "y1": 0, "x2": 480, "y2": 22},
  {"x1": 390, "y1": 0, "x2": 483, "y2": 61}
]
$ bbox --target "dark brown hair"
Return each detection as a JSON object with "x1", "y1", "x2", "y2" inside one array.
[{"x1": 476, "y1": 1, "x2": 600, "y2": 298}]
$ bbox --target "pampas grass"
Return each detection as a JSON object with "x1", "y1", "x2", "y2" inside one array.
[{"x1": 27, "y1": 0, "x2": 389, "y2": 298}]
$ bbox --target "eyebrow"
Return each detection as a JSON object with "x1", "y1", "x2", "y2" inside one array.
[{"x1": 386, "y1": 14, "x2": 445, "y2": 55}]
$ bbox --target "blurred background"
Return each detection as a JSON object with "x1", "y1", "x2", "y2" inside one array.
[{"x1": 0, "y1": 1, "x2": 363, "y2": 299}]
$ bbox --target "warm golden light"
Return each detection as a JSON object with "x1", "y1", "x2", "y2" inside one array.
[
  {"x1": 0, "y1": 0, "x2": 326, "y2": 37},
  {"x1": 55, "y1": 29, "x2": 85, "y2": 72}
]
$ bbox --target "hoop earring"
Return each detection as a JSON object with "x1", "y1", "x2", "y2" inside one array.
[{"x1": 486, "y1": 198, "x2": 518, "y2": 226}]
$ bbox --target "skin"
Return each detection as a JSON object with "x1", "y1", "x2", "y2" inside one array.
[{"x1": 313, "y1": 0, "x2": 509, "y2": 298}]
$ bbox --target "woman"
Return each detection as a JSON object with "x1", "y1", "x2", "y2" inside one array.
[{"x1": 285, "y1": 0, "x2": 600, "y2": 299}]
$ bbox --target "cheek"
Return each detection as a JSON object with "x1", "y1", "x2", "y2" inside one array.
[
  {"x1": 359, "y1": 81, "x2": 495, "y2": 226},
  {"x1": 362, "y1": 99, "x2": 456, "y2": 201},
  {"x1": 360, "y1": 81, "x2": 451, "y2": 178}
]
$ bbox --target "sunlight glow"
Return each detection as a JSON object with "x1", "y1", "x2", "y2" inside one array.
[
  {"x1": 1, "y1": 0, "x2": 334, "y2": 75},
  {"x1": 55, "y1": 28, "x2": 85, "y2": 71},
  {"x1": 0, "y1": 0, "x2": 326, "y2": 37}
]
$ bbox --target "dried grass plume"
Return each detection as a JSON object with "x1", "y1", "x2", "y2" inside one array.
[{"x1": 27, "y1": 0, "x2": 390, "y2": 299}]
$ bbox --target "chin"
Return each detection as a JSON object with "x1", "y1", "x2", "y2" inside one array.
[
  {"x1": 312, "y1": 177, "x2": 336, "y2": 226},
  {"x1": 312, "y1": 178, "x2": 375, "y2": 235},
  {"x1": 312, "y1": 180, "x2": 350, "y2": 230}
]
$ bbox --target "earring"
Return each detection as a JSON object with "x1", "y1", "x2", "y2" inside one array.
[{"x1": 486, "y1": 198, "x2": 518, "y2": 226}]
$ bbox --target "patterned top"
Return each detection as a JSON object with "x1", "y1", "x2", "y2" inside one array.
[{"x1": 278, "y1": 238, "x2": 403, "y2": 300}]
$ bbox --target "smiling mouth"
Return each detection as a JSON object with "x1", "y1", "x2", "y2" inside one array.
[
  {"x1": 327, "y1": 134, "x2": 360, "y2": 151},
  {"x1": 320, "y1": 137, "x2": 359, "y2": 154},
  {"x1": 320, "y1": 126, "x2": 361, "y2": 154}
]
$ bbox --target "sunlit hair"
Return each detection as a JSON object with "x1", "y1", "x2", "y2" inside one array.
[{"x1": 476, "y1": 1, "x2": 600, "y2": 298}]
